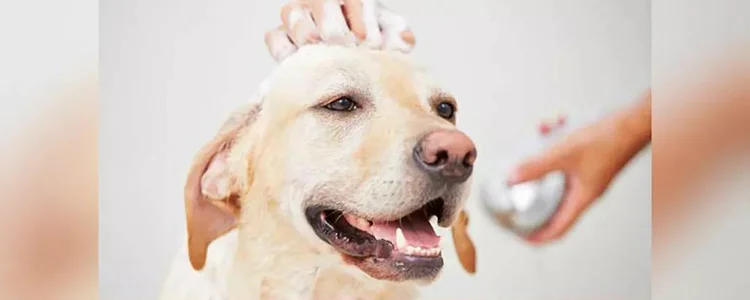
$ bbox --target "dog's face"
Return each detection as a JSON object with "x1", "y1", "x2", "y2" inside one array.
[{"x1": 185, "y1": 45, "x2": 477, "y2": 283}]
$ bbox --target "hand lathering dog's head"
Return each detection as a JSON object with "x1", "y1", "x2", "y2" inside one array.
[{"x1": 184, "y1": 45, "x2": 477, "y2": 282}]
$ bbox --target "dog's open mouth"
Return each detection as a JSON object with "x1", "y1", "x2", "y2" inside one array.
[{"x1": 305, "y1": 198, "x2": 448, "y2": 281}]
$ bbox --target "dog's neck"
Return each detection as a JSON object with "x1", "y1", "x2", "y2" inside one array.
[{"x1": 223, "y1": 192, "x2": 417, "y2": 300}]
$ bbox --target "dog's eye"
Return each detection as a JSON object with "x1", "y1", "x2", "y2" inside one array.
[
  {"x1": 325, "y1": 97, "x2": 358, "y2": 112},
  {"x1": 436, "y1": 102, "x2": 455, "y2": 119}
]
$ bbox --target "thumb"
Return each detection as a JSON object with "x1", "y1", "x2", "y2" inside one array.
[
  {"x1": 507, "y1": 150, "x2": 565, "y2": 185},
  {"x1": 264, "y1": 25, "x2": 298, "y2": 62},
  {"x1": 525, "y1": 185, "x2": 594, "y2": 244}
]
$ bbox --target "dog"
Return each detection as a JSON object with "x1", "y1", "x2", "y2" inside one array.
[{"x1": 159, "y1": 44, "x2": 477, "y2": 300}]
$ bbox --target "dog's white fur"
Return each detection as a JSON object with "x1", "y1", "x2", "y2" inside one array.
[{"x1": 160, "y1": 45, "x2": 473, "y2": 300}]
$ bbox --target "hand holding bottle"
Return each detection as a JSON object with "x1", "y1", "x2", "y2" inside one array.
[{"x1": 509, "y1": 92, "x2": 651, "y2": 244}]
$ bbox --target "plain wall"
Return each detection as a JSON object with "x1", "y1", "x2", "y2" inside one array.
[{"x1": 99, "y1": 0, "x2": 651, "y2": 299}]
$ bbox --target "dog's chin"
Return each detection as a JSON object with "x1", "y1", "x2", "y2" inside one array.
[
  {"x1": 304, "y1": 198, "x2": 448, "y2": 282},
  {"x1": 342, "y1": 251, "x2": 443, "y2": 283}
]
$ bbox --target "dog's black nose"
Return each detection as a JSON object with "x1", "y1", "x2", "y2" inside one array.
[{"x1": 413, "y1": 129, "x2": 477, "y2": 184}]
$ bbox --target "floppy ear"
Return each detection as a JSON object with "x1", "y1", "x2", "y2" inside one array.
[
  {"x1": 184, "y1": 103, "x2": 261, "y2": 270},
  {"x1": 451, "y1": 209, "x2": 476, "y2": 274}
]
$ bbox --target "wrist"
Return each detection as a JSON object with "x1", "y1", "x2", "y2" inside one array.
[{"x1": 615, "y1": 90, "x2": 652, "y2": 156}]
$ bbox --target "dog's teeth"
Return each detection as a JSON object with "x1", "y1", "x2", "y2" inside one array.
[
  {"x1": 357, "y1": 217, "x2": 371, "y2": 229},
  {"x1": 429, "y1": 215, "x2": 443, "y2": 237},
  {"x1": 344, "y1": 214, "x2": 372, "y2": 232},
  {"x1": 396, "y1": 228, "x2": 407, "y2": 249},
  {"x1": 398, "y1": 245, "x2": 442, "y2": 257}
]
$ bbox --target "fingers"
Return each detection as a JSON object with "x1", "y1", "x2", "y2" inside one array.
[
  {"x1": 508, "y1": 150, "x2": 566, "y2": 184},
  {"x1": 357, "y1": 0, "x2": 384, "y2": 49},
  {"x1": 271, "y1": 0, "x2": 416, "y2": 61},
  {"x1": 342, "y1": 0, "x2": 367, "y2": 41},
  {"x1": 281, "y1": 1, "x2": 320, "y2": 47},
  {"x1": 311, "y1": 0, "x2": 356, "y2": 46},
  {"x1": 265, "y1": 26, "x2": 298, "y2": 62},
  {"x1": 526, "y1": 186, "x2": 593, "y2": 244},
  {"x1": 376, "y1": 3, "x2": 416, "y2": 52}
]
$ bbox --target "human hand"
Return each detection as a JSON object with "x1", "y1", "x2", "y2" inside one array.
[
  {"x1": 264, "y1": 0, "x2": 416, "y2": 62},
  {"x1": 508, "y1": 98, "x2": 651, "y2": 244}
]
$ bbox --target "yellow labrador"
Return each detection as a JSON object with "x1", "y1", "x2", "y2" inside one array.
[{"x1": 160, "y1": 45, "x2": 476, "y2": 300}]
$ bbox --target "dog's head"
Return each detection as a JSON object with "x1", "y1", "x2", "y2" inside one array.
[{"x1": 184, "y1": 45, "x2": 477, "y2": 282}]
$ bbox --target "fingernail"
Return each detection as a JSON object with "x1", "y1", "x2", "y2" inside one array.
[
  {"x1": 400, "y1": 30, "x2": 415, "y2": 45},
  {"x1": 353, "y1": 30, "x2": 367, "y2": 42},
  {"x1": 507, "y1": 169, "x2": 521, "y2": 185},
  {"x1": 525, "y1": 236, "x2": 542, "y2": 245},
  {"x1": 307, "y1": 31, "x2": 321, "y2": 42}
]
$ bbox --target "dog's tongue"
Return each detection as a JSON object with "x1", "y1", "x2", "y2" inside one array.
[{"x1": 370, "y1": 213, "x2": 440, "y2": 248}]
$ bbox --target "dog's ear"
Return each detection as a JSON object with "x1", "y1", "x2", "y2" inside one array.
[
  {"x1": 184, "y1": 103, "x2": 261, "y2": 270},
  {"x1": 451, "y1": 210, "x2": 476, "y2": 274}
]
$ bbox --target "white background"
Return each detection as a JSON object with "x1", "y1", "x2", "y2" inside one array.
[{"x1": 99, "y1": 0, "x2": 651, "y2": 299}]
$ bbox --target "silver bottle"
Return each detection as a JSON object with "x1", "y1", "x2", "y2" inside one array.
[{"x1": 479, "y1": 119, "x2": 574, "y2": 237}]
